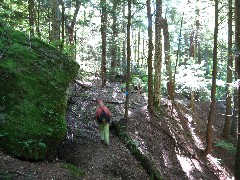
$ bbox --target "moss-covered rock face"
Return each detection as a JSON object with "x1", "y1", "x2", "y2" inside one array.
[{"x1": 0, "y1": 27, "x2": 79, "y2": 160}]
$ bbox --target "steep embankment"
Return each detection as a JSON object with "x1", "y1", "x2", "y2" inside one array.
[
  {"x1": 0, "y1": 76, "x2": 235, "y2": 179},
  {"x1": 0, "y1": 25, "x2": 79, "y2": 160}
]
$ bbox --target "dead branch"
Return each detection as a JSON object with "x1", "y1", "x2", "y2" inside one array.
[
  {"x1": 90, "y1": 99, "x2": 125, "y2": 105},
  {"x1": 75, "y1": 80, "x2": 92, "y2": 88}
]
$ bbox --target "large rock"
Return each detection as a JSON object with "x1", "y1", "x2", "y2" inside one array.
[{"x1": 0, "y1": 27, "x2": 79, "y2": 160}]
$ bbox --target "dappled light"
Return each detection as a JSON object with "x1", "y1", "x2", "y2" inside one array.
[
  {"x1": 0, "y1": 0, "x2": 238, "y2": 179},
  {"x1": 185, "y1": 114, "x2": 204, "y2": 149}
]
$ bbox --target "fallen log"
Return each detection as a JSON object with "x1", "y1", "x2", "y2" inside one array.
[
  {"x1": 75, "y1": 80, "x2": 92, "y2": 88},
  {"x1": 90, "y1": 99, "x2": 125, "y2": 105},
  {"x1": 111, "y1": 120, "x2": 163, "y2": 180}
]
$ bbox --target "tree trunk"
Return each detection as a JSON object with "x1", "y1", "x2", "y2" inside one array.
[
  {"x1": 234, "y1": 0, "x2": 240, "y2": 178},
  {"x1": 101, "y1": 0, "x2": 107, "y2": 86},
  {"x1": 173, "y1": 14, "x2": 184, "y2": 100},
  {"x1": 137, "y1": 28, "x2": 140, "y2": 67},
  {"x1": 51, "y1": 0, "x2": 60, "y2": 42},
  {"x1": 222, "y1": 0, "x2": 233, "y2": 139},
  {"x1": 154, "y1": 0, "x2": 162, "y2": 107},
  {"x1": 142, "y1": 38, "x2": 145, "y2": 66},
  {"x1": 205, "y1": 0, "x2": 218, "y2": 156},
  {"x1": 48, "y1": 7, "x2": 51, "y2": 41},
  {"x1": 59, "y1": 0, "x2": 65, "y2": 51},
  {"x1": 124, "y1": 0, "x2": 131, "y2": 122},
  {"x1": 184, "y1": 33, "x2": 188, "y2": 65},
  {"x1": 122, "y1": 0, "x2": 127, "y2": 74},
  {"x1": 161, "y1": 18, "x2": 173, "y2": 100},
  {"x1": 190, "y1": 31, "x2": 194, "y2": 57},
  {"x1": 231, "y1": 0, "x2": 239, "y2": 138},
  {"x1": 28, "y1": 0, "x2": 35, "y2": 36},
  {"x1": 36, "y1": 0, "x2": 41, "y2": 38},
  {"x1": 67, "y1": 0, "x2": 81, "y2": 45},
  {"x1": 147, "y1": 0, "x2": 154, "y2": 113},
  {"x1": 111, "y1": 0, "x2": 118, "y2": 75}
]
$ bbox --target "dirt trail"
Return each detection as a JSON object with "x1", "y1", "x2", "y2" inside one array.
[{"x1": 0, "y1": 77, "x2": 235, "y2": 179}]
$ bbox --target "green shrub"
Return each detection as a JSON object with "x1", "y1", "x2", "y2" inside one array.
[{"x1": 214, "y1": 140, "x2": 236, "y2": 154}]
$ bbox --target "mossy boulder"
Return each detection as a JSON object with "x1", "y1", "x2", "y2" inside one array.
[{"x1": 0, "y1": 27, "x2": 79, "y2": 160}]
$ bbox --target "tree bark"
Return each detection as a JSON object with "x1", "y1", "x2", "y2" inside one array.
[
  {"x1": 190, "y1": 31, "x2": 194, "y2": 57},
  {"x1": 51, "y1": 0, "x2": 60, "y2": 42},
  {"x1": 101, "y1": 0, "x2": 107, "y2": 87},
  {"x1": 154, "y1": 0, "x2": 162, "y2": 107},
  {"x1": 222, "y1": 0, "x2": 233, "y2": 138},
  {"x1": 234, "y1": 0, "x2": 240, "y2": 178},
  {"x1": 147, "y1": 0, "x2": 154, "y2": 113},
  {"x1": 122, "y1": 0, "x2": 127, "y2": 74},
  {"x1": 59, "y1": 0, "x2": 65, "y2": 51},
  {"x1": 28, "y1": 0, "x2": 35, "y2": 36},
  {"x1": 36, "y1": 0, "x2": 41, "y2": 38},
  {"x1": 111, "y1": 0, "x2": 118, "y2": 75},
  {"x1": 67, "y1": 0, "x2": 81, "y2": 45},
  {"x1": 205, "y1": 0, "x2": 218, "y2": 156},
  {"x1": 231, "y1": 0, "x2": 239, "y2": 138},
  {"x1": 184, "y1": 33, "x2": 188, "y2": 65},
  {"x1": 124, "y1": 0, "x2": 132, "y2": 122},
  {"x1": 137, "y1": 28, "x2": 140, "y2": 66}
]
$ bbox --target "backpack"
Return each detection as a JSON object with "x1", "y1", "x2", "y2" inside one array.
[{"x1": 98, "y1": 107, "x2": 110, "y2": 124}]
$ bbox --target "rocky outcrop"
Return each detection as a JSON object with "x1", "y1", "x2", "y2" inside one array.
[{"x1": 0, "y1": 27, "x2": 79, "y2": 160}]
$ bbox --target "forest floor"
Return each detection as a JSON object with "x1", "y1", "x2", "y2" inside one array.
[{"x1": 0, "y1": 75, "x2": 236, "y2": 180}]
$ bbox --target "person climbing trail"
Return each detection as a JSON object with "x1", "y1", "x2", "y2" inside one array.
[{"x1": 96, "y1": 99, "x2": 111, "y2": 146}]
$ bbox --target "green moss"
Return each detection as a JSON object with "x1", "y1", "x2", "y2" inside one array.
[
  {"x1": 0, "y1": 26, "x2": 79, "y2": 160},
  {"x1": 63, "y1": 163, "x2": 85, "y2": 178}
]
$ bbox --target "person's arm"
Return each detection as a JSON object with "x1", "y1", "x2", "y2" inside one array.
[{"x1": 106, "y1": 107, "x2": 112, "y2": 117}]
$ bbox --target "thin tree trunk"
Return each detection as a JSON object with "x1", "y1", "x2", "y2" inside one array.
[
  {"x1": 147, "y1": 0, "x2": 154, "y2": 113},
  {"x1": 184, "y1": 33, "x2": 188, "y2": 65},
  {"x1": 137, "y1": 28, "x2": 140, "y2": 67},
  {"x1": 161, "y1": 18, "x2": 173, "y2": 100},
  {"x1": 28, "y1": 0, "x2": 35, "y2": 36},
  {"x1": 222, "y1": 0, "x2": 233, "y2": 138},
  {"x1": 198, "y1": 42, "x2": 201, "y2": 64},
  {"x1": 142, "y1": 38, "x2": 145, "y2": 66},
  {"x1": 67, "y1": 0, "x2": 81, "y2": 45},
  {"x1": 134, "y1": 32, "x2": 137, "y2": 64},
  {"x1": 48, "y1": 7, "x2": 51, "y2": 41},
  {"x1": 122, "y1": 0, "x2": 127, "y2": 74},
  {"x1": 51, "y1": 0, "x2": 60, "y2": 42},
  {"x1": 124, "y1": 0, "x2": 131, "y2": 122},
  {"x1": 173, "y1": 13, "x2": 184, "y2": 100},
  {"x1": 101, "y1": 0, "x2": 107, "y2": 86},
  {"x1": 231, "y1": 0, "x2": 239, "y2": 138},
  {"x1": 190, "y1": 31, "x2": 194, "y2": 58},
  {"x1": 111, "y1": 0, "x2": 117, "y2": 75},
  {"x1": 205, "y1": 0, "x2": 218, "y2": 156},
  {"x1": 59, "y1": 0, "x2": 65, "y2": 51},
  {"x1": 234, "y1": 0, "x2": 240, "y2": 178},
  {"x1": 36, "y1": 0, "x2": 41, "y2": 38},
  {"x1": 154, "y1": 0, "x2": 162, "y2": 107}
]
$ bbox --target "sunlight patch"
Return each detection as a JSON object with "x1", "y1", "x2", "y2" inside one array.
[
  {"x1": 176, "y1": 154, "x2": 192, "y2": 177},
  {"x1": 206, "y1": 154, "x2": 232, "y2": 180},
  {"x1": 185, "y1": 114, "x2": 204, "y2": 149}
]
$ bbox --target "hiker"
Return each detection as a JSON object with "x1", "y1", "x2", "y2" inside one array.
[
  {"x1": 133, "y1": 83, "x2": 142, "y2": 103},
  {"x1": 96, "y1": 99, "x2": 111, "y2": 146},
  {"x1": 136, "y1": 83, "x2": 142, "y2": 103}
]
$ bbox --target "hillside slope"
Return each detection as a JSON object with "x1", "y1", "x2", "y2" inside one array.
[{"x1": 0, "y1": 77, "x2": 235, "y2": 179}]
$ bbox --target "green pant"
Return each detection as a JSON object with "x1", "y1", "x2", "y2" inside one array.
[{"x1": 98, "y1": 123, "x2": 110, "y2": 145}]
